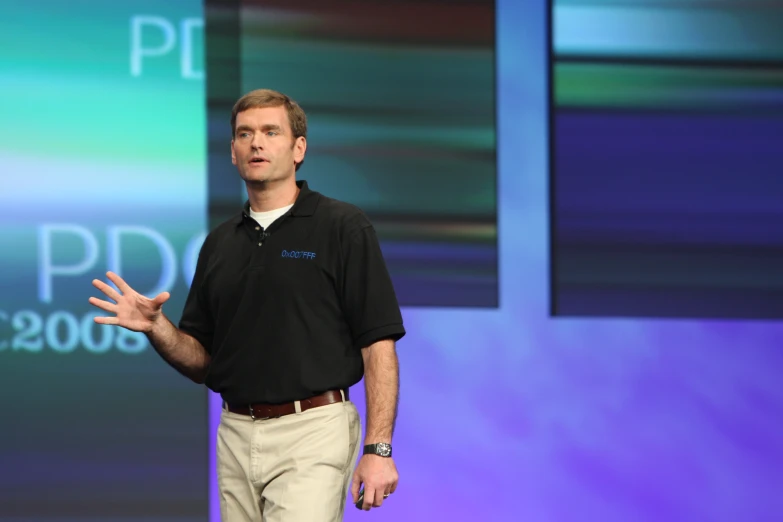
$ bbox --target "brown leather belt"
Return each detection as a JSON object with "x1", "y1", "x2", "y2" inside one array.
[{"x1": 226, "y1": 389, "x2": 348, "y2": 420}]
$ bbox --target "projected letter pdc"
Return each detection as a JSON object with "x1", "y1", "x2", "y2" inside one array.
[
  {"x1": 37, "y1": 224, "x2": 194, "y2": 304},
  {"x1": 130, "y1": 15, "x2": 203, "y2": 79},
  {"x1": 16, "y1": 224, "x2": 206, "y2": 355}
]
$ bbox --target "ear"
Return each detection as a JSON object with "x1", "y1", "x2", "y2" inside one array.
[
  {"x1": 230, "y1": 140, "x2": 237, "y2": 165},
  {"x1": 293, "y1": 136, "x2": 307, "y2": 165}
]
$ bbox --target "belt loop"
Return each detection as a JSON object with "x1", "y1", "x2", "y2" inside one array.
[
  {"x1": 222, "y1": 401, "x2": 228, "y2": 411},
  {"x1": 339, "y1": 389, "x2": 346, "y2": 402},
  {"x1": 294, "y1": 400, "x2": 302, "y2": 414}
]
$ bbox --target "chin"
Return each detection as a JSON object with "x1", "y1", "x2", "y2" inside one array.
[
  {"x1": 245, "y1": 177, "x2": 272, "y2": 186},
  {"x1": 240, "y1": 169, "x2": 270, "y2": 183}
]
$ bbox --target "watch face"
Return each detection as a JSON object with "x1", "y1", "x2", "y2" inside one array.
[{"x1": 377, "y1": 443, "x2": 392, "y2": 457}]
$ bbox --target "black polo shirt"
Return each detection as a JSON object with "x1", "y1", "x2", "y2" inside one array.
[{"x1": 179, "y1": 180, "x2": 405, "y2": 404}]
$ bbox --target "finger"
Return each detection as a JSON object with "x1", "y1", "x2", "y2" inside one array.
[
  {"x1": 364, "y1": 487, "x2": 377, "y2": 510},
  {"x1": 92, "y1": 279, "x2": 121, "y2": 302},
  {"x1": 152, "y1": 291, "x2": 171, "y2": 307},
  {"x1": 106, "y1": 271, "x2": 133, "y2": 294},
  {"x1": 93, "y1": 316, "x2": 119, "y2": 326},
  {"x1": 88, "y1": 297, "x2": 118, "y2": 314},
  {"x1": 371, "y1": 486, "x2": 385, "y2": 508},
  {"x1": 350, "y1": 475, "x2": 361, "y2": 503}
]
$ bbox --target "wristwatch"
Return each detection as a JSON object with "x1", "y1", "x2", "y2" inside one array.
[{"x1": 363, "y1": 442, "x2": 392, "y2": 458}]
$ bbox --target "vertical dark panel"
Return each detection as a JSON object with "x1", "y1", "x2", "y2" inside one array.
[
  {"x1": 206, "y1": 0, "x2": 242, "y2": 230},
  {"x1": 206, "y1": 0, "x2": 499, "y2": 307},
  {"x1": 550, "y1": 0, "x2": 783, "y2": 319}
]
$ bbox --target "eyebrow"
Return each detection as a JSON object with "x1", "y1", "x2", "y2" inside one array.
[{"x1": 236, "y1": 124, "x2": 283, "y2": 133}]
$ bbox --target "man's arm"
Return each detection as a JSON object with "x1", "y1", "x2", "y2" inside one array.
[
  {"x1": 147, "y1": 315, "x2": 211, "y2": 384},
  {"x1": 361, "y1": 338, "x2": 399, "y2": 444},
  {"x1": 90, "y1": 271, "x2": 211, "y2": 384},
  {"x1": 351, "y1": 337, "x2": 400, "y2": 510},
  {"x1": 340, "y1": 219, "x2": 404, "y2": 510}
]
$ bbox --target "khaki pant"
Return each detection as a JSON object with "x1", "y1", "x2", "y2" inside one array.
[{"x1": 217, "y1": 399, "x2": 362, "y2": 522}]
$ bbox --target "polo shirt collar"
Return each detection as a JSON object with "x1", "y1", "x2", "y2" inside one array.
[
  {"x1": 236, "y1": 180, "x2": 319, "y2": 225},
  {"x1": 290, "y1": 180, "x2": 319, "y2": 216}
]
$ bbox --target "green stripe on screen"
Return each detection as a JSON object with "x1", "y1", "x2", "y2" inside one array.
[{"x1": 555, "y1": 63, "x2": 783, "y2": 108}]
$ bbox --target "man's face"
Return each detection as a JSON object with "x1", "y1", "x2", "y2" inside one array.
[{"x1": 231, "y1": 106, "x2": 306, "y2": 184}]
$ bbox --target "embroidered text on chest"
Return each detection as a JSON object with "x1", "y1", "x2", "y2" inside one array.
[{"x1": 281, "y1": 250, "x2": 316, "y2": 260}]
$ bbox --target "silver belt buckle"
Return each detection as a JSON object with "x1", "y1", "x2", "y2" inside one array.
[{"x1": 248, "y1": 405, "x2": 270, "y2": 420}]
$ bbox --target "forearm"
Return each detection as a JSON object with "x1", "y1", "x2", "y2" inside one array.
[
  {"x1": 147, "y1": 315, "x2": 211, "y2": 384},
  {"x1": 362, "y1": 339, "x2": 399, "y2": 444}
]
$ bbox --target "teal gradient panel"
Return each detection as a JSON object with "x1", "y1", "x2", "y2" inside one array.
[{"x1": 0, "y1": 1, "x2": 208, "y2": 520}]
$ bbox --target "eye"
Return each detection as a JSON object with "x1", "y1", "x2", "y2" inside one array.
[
  {"x1": 267, "y1": 131, "x2": 278, "y2": 136},
  {"x1": 239, "y1": 132, "x2": 251, "y2": 139}
]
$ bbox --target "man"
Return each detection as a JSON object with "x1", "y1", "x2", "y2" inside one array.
[{"x1": 89, "y1": 89, "x2": 404, "y2": 521}]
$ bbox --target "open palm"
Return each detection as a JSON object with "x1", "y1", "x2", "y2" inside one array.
[{"x1": 89, "y1": 271, "x2": 170, "y2": 332}]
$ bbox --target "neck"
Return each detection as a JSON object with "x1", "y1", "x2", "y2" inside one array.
[{"x1": 246, "y1": 177, "x2": 299, "y2": 212}]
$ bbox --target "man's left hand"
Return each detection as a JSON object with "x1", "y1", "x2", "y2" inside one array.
[{"x1": 351, "y1": 454, "x2": 399, "y2": 511}]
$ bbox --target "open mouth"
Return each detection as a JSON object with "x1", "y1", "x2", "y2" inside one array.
[{"x1": 250, "y1": 157, "x2": 267, "y2": 164}]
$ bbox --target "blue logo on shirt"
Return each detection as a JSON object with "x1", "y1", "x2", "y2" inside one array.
[{"x1": 281, "y1": 249, "x2": 316, "y2": 260}]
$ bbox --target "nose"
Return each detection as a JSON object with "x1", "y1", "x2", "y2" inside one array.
[{"x1": 251, "y1": 133, "x2": 265, "y2": 149}]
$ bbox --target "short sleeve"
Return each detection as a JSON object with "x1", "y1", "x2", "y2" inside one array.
[
  {"x1": 179, "y1": 238, "x2": 214, "y2": 354},
  {"x1": 340, "y1": 221, "x2": 406, "y2": 349}
]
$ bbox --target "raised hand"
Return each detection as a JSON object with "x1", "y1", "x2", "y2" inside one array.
[{"x1": 89, "y1": 271, "x2": 171, "y2": 333}]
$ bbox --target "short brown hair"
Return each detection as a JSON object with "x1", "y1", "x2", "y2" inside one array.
[{"x1": 231, "y1": 89, "x2": 307, "y2": 141}]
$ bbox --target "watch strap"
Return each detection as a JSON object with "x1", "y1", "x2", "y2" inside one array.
[{"x1": 363, "y1": 443, "x2": 392, "y2": 457}]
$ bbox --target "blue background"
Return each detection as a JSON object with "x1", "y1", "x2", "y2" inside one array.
[{"x1": 2, "y1": 1, "x2": 783, "y2": 521}]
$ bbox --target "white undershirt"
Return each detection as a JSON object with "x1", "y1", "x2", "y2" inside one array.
[{"x1": 248, "y1": 204, "x2": 294, "y2": 230}]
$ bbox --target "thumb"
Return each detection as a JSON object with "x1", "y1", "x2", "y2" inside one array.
[
  {"x1": 152, "y1": 291, "x2": 171, "y2": 307},
  {"x1": 350, "y1": 472, "x2": 361, "y2": 503}
]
